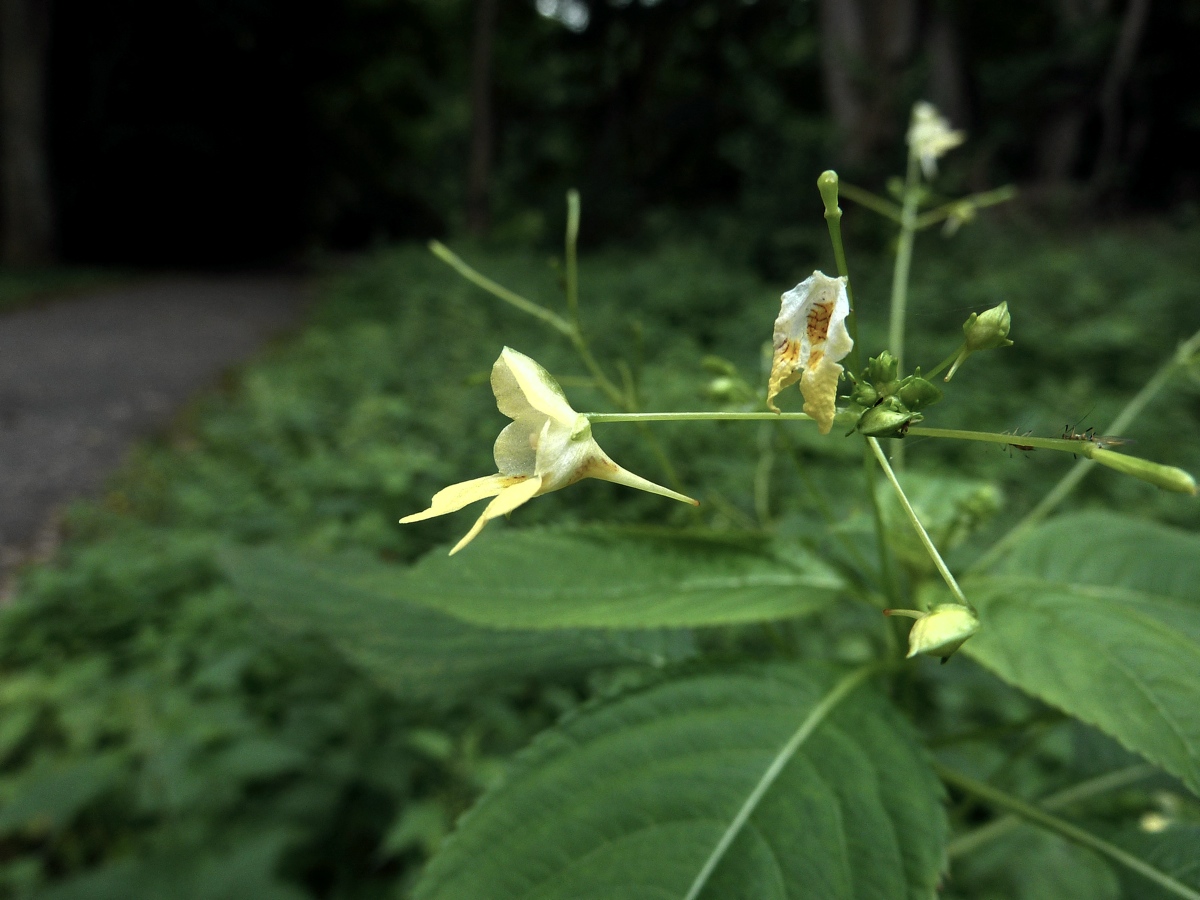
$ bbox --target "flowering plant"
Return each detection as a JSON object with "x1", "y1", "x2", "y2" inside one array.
[{"x1": 266, "y1": 103, "x2": 1200, "y2": 898}]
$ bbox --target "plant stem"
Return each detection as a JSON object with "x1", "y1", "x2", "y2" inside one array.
[
  {"x1": 683, "y1": 665, "x2": 877, "y2": 900},
  {"x1": 565, "y1": 189, "x2": 581, "y2": 326},
  {"x1": 586, "y1": 411, "x2": 815, "y2": 423},
  {"x1": 923, "y1": 345, "x2": 965, "y2": 381},
  {"x1": 973, "y1": 325, "x2": 1200, "y2": 571},
  {"x1": 913, "y1": 184, "x2": 1018, "y2": 230},
  {"x1": 428, "y1": 240, "x2": 573, "y2": 336},
  {"x1": 868, "y1": 437, "x2": 973, "y2": 610},
  {"x1": 905, "y1": 426, "x2": 1105, "y2": 455},
  {"x1": 936, "y1": 763, "x2": 1199, "y2": 900},
  {"x1": 863, "y1": 438, "x2": 900, "y2": 608},
  {"x1": 888, "y1": 151, "x2": 922, "y2": 469},
  {"x1": 837, "y1": 181, "x2": 903, "y2": 222},
  {"x1": 819, "y1": 173, "x2": 860, "y2": 374},
  {"x1": 947, "y1": 764, "x2": 1156, "y2": 859}
]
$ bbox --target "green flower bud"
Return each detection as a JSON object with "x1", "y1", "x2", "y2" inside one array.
[
  {"x1": 818, "y1": 170, "x2": 841, "y2": 218},
  {"x1": 1089, "y1": 448, "x2": 1197, "y2": 495},
  {"x1": 856, "y1": 398, "x2": 921, "y2": 438},
  {"x1": 849, "y1": 380, "x2": 879, "y2": 407},
  {"x1": 963, "y1": 302, "x2": 1013, "y2": 352},
  {"x1": 900, "y1": 603, "x2": 980, "y2": 660},
  {"x1": 944, "y1": 302, "x2": 1014, "y2": 382},
  {"x1": 896, "y1": 373, "x2": 943, "y2": 411},
  {"x1": 864, "y1": 352, "x2": 900, "y2": 389}
]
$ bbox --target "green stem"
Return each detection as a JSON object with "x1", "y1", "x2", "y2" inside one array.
[
  {"x1": 888, "y1": 152, "x2": 921, "y2": 375},
  {"x1": 863, "y1": 438, "x2": 900, "y2": 608},
  {"x1": 973, "y1": 325, "x2": 1200, "y2": 572},
  {"x1": 565, "y1": 189, "x2": 581, "y2": 326},
  {"x1": 923, "y1": 344, "x2": 965, "y2": 381},
  {"x1": 819, "y1": 172, "x2": 860, "y2": 374},
  {"x1": 586, "y1": 411, "x2": 815, "y2": 423},
  {"x1": 947, "y1": 764, "x2": 1156, "y2": 859},
  {"x1": 683, "y1": 665, "x2": 877, "y2": 900},
  {"x1": 868, "y1": 437, "x2": 973, "y2": 610},
  {"x1": 837, "y1": 181, "x2": 903, "y2": 222},
  {"x1": 906, "y1": 426, "x2": 1105, "y2": 456},
  {"x1": 888, "y1": 152, "x2": 922, "y2": 469},
  {"x1": 937, "y1": 763, "x2": 1200, "y2": 900},
  {"x1": 914, "y1": 184, "x2": 1018, "y2": 230},
  {"x1": 428, "y1": 240, "x2": 573, "y2": 336}
]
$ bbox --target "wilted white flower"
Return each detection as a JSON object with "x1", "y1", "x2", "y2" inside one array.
[
  {"x1": 907, "y1": 101, "x2": 965, "y2": 179},
  {"x1": 401, "y1": 347, "x2": 697, "y2": 554},
  {"x1": 767, "y1": 271, "x2": 853, "y2": 434}
]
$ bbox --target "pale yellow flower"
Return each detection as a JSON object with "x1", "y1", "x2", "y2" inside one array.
[
  {"x1": 907, "y1": 101, "x2": 965, "y2": 179},
  {"x1": 401, "y1": 347, "x2": 697, "y2": 554},
  {"x1": 767, "y1": 271, "x2": 853, "y2": 434}
]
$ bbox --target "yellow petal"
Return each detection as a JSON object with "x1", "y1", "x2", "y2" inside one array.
[
  {"x1": 800, "y1": 353, "x2": 843, "y2": 435},
  {"x1": 449, "y1": 475, "x2": 544, "y2": 555},
  {"x1": 492, "y1": 348, "x2": 578, "y2": 428},
  {"x1": 400, "y1": 474, "x2": 527, "y2": 524}
]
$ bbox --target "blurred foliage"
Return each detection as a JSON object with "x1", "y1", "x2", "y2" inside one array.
[
  {"x1": 1, "y1": 219, "x2": 1199, "y2": 895},
  {"x1": 47, "y1": 0, "x2": 1200, "y2": 265}
]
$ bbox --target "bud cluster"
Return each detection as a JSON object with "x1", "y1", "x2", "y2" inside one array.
[{"x1": 849, "y1": 351, "x2": 943, "y2": 438}]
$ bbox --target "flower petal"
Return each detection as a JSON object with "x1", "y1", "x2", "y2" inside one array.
[
  {"x1": 907, "y1": 101, "x2": 964, "y2": 179},
  {"x1": 767, "y1": 271, "x2": 852, "y2": 432},
  {"x1": 493, "y1": 419, "x2": 541, "y2": 476},
  {"x1": 492, "y1": 347, "x2": 578, "y2": 428},
  {"x1": 800, "y1": 353, "x2": 843, "y2": 435},
  {"x1": 450, "y1": 475, "x2": 545, "y2": 555},
  {"x1": 400, "y1": 474, "x2": 528, "y2": 524}
]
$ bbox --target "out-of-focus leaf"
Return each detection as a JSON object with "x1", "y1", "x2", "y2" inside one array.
[
  {"x1": 373, "y1": 527, "x2": 845, "y2": 629},
  {"x1": 414, "y1": 664, "x2": 946, "y2": 900},
  {"x1": 220, "y1": 545, "x2": 695, "y2": 702},
  {"x1": 0, "y1": 753, "x2": 126, "y2": 834},
  {"x1": 961, "y1": 513, "x2": 1200, "y2": 794}
]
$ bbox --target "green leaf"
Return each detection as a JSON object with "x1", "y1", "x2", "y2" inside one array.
[
  {"x1": 370, "y1": 527, "x2": 845, "y2": 629},
  {"x1": 413, "y1": 664, "x2": 946, "y2": 900},
  {"x1": 219, "y1": 545, "x2": 694, "y2": 702},
  {"x1": 962, "y1": 513, "x2": 1200, "y2": 795},
  {"x1": 1107, "y1": 824, "x2": 1200, "y2": 899}
]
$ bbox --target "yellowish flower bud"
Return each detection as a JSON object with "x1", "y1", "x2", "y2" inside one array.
[{"x1": 892, "y1": 603, "x2": 980, "y2": 660}]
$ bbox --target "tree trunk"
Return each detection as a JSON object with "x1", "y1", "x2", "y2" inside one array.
[
  {"x1": 925, "y1": 7, "x2": 970, "y2": 131},
  {"x1": 1091, "y1": 0, "x2": 1151, "y2": 194},
  {"x1": 466, "y1": 0, "x2": 498, "y2": 236},
  {"x1": 1, "y1": 0, "x2": 55, "y2": 265},
  {"x1": 817, "y1": 0, "x2": 869, "y2": 164}
]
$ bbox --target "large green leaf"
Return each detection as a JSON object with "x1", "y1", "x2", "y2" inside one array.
[
  {"x1": 962, "y1": 513, "x2": 1200, "y2": 795},
  {"x1": 219, "y1": 546, "x2": 694, "y2": 702},
  {"x1": 366, "y1": 527, "x2": 845, "y2": 629},
  {"x1": 414, "y1": 665, "x2": 946, "y2": 900}
]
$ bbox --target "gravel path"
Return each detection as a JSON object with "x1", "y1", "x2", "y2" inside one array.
[{"x1": 0, "y1": 276, "x2": 308, "y2": 582}]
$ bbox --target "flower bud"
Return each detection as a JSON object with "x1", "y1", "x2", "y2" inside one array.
[
  {"x1": 903, "y1": 603, "x2": 979, "y2": 660},
  {"x1": 865, "y1": 351, "x2": 900, "y2": 388},
  {"x1": 856, "y1": 398, "x2": 921, "y2": 438},
  {"x1": 964, "y1": 302, "x2": 1013, "y2": 352},
  {"x1": 945, "y1": 303, "x2": 1014, "y2": 381},
  {"x1": 1089, "y1": 448, "x2": 1197, "y2": 495},
  {"x1": 896, "y1": 374, "x2": 943, "y2": 412},
  {"x1": 818, "y1": 170, "x2": 841, "y2": 218}
]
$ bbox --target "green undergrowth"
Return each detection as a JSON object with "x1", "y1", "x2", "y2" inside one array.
[{"x1": 1, "y1": 220, "x2": 1198, "y2": 898}]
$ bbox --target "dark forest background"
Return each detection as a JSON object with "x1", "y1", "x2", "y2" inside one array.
[{"x1": 3, "y1": 0, "x2": 1199, "y2": 269}]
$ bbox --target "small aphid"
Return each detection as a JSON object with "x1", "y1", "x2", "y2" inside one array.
[{"x1": 1001, "y1": 428, "x2": 1035, "y2": 458}]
